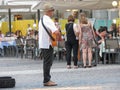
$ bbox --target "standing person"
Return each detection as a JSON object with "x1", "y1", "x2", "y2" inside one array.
[
  {"x1": 26, "y1": 24, "x2": 32, "y2": 36},
  {"x1": 0, "y1": 30, "x2": 4, "y2": 38},
  {"x1": 109, "y1": 23, "x2": 117, "y2": 37},
  {"x1": 54, "y1": 17, "x2": 62, "y2": 41},
  {"x1": 117, "y1": 24, "x2": 120, "y2": 36},
  {"x1": 78, "y1": 13, "x2": 96, "y2": 68},
  {"x1": 65, "y1": 15, "x2": 79, "y2": 69},
  {"x1": 54, "y1": 17, "x2": 61, "y2": 32},
  {"x1": 54, "y1": 17, "x2": 63, "y2": 60},
  {"x1": 38, "y1": 3, "x2": 60, "y2": 86},
  {"x1": 0, "y1": 30, "x2": 4, "y2": 42}
]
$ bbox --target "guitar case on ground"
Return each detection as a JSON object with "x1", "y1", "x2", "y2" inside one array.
[{"x1": 0, "y1": 76, "x2": 15, "y2": 88}]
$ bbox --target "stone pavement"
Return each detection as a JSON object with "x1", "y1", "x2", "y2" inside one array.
[{"x1": 0, "y1": 57, "x2": 120, "y2": 90}]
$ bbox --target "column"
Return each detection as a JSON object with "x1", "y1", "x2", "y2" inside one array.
[
  {"x1": 8, "y1": 8, "x2": 11, "y2": 35},
  {"x1": 37, "y1": 9, "x2": 40, "y2": 22}
]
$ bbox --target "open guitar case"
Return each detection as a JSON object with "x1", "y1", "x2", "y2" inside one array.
[{"x1": 0, "y1": 76, "x2": 15, "y2": 88}]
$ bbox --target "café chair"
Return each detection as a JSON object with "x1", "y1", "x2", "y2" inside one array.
[
  {"x1": 25, "y1": 39, "x2": 37, "y2": 59},
  {"x1": 104, "y1": 39, "x2": 119, "y2": 64},
  {"x1": 15, "y1": 38, "x2": 24, "y2": 58}
]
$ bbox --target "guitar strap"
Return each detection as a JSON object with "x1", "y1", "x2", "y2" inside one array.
[{"x1": 41, "y1": 17, "x2": 55, "y2": 41}]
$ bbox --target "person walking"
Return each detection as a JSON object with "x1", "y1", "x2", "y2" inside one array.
[
  {"x1": 38, "y1": 3, "x2": 60, "y2": 86},
  {"x1": 65, "y1": 15, "x2": 79, "y2": 69}
]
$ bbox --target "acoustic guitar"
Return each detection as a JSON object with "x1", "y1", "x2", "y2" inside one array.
[
  {"x1": 51, "y1": 33, "x2": 62, "y2": 47},
  {"x1": 51, "y1": 34, "x2": 57, "y2": 46}
]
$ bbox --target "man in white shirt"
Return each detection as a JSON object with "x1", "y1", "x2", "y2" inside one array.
[{"x1": 38, "y1": 3, "x2": 60, "y2": 86}]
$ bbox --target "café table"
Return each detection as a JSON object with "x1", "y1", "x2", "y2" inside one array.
[
  {"x1": 0, "y1": 37, "x2": 16, "y2": 57},
  {"x1": 99, "y1": 38, "x2": 120, "y2": 64}
]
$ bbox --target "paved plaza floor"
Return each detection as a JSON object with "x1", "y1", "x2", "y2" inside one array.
[{"x1": 0, "y1": 57, "x2": 120, "y2": 90}]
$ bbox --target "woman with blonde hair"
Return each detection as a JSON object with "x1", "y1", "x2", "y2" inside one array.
[{"x1": 77, "y1": 13, "x2": 96, "y2": 68}]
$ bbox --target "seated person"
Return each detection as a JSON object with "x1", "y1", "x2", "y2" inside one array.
[
  {"x1": 96, "y1": 27, "x2": 108, "y2": 63},
  {"x1": 96, "y1": 26, "x2": 111, "y2": 44},
  {"x1": 5, "y1": 32, "x2": 15, "y2": 37},
  {"x1": 15, "y1": 30, "x2": 23, "y2": 39},
  {"x1": 26, "y1": 30, "x2": 36, "y2": 39},
  {"x1": 96, "y1": 26, "x2": 114, "y2": 64},
  {"x1": 34, "y1": 30, "x2": 39, "y2": 40}
]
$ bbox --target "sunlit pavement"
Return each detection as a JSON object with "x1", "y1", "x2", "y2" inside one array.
[{"x1": 0, "y1": 57, "x2": 120, "y2": 90}]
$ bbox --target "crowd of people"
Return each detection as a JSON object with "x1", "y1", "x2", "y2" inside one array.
[
  {"x1": 0, "y1": 5, "x2": 119, "y2": 67},
  {"x1": 0, "y1": 2, "x2": 120, "y2": 87},
  {"x1": 37, "y1": 3, "x2": 120, "y2": 87}
]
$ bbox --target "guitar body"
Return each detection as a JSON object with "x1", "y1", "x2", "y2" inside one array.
[{"x1": 51, "y1": 34, "x2": 57, "y2": 46}]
